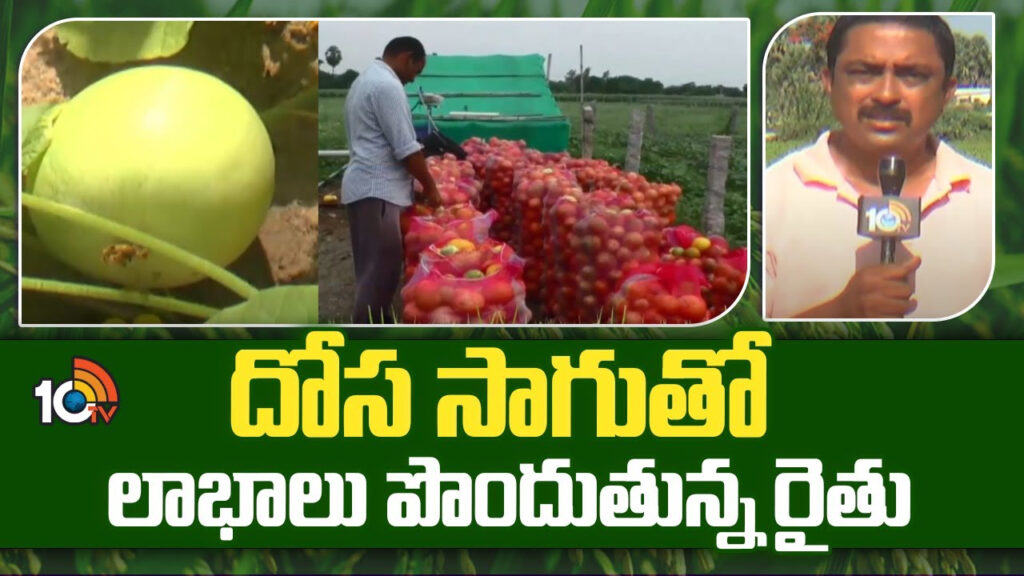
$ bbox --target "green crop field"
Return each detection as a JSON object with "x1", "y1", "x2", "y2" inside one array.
[
  {"x1": 318, "y1": 94, "x2": 348, "y2": 182},
  {"x1": 319, "y1": 94, "x2": 749, "y2": 247}
]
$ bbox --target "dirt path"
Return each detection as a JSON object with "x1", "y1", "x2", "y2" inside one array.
[{"x1": 317, "y1": 180, "x2": 356, "y2": 323}]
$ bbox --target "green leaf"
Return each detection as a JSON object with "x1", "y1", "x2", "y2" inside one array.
[
  {"x1": 26, "y1": 551, "x2": 41, "y2": 576},
  {"x1": 20, "y1": 102, "x2": 65, "y2": 192},
  {"x1": 73, "y1": 550, "x2": 93, "y2": 575},
  {"x1": 545, "y1": 550, "x2": 565, "y2": 573},
  {"x1": 610, "y1": 0, "x2": 638, "y2": 16},
  {"x1": 592, "y1": 549, "x2": 617, "y2": 576},
  {"x1": 232, "y1": 550, "x2": 262, "y2": 574},
  {"x1": 55, "y1": 21, "x2": 194, "y2": 63},
  {"x1": 679, "y1": 0, "x2": 703, "y2": 17},
  {"x1": 581, "y1": 0, "x2": 616, "y2": 17},
  {"x1": 0, "y1": 0, "x2": 14, "y2": 162},
  {"x1": 21, "y1": 102, "x2": 59, "y2": 148},
  {"x1": 206, "y1": 285, "x2": 318, "y2": 324},
  {"x1": 491, "y1": 0, "x2": 520, "y2": 16},
  {"x1": 259, "y1": 85, "x2": 317, "y2": 131},
  {"x1": 225, "y1": 0, "x2": 253, "y2": 16},
  {"x1": 989, "y1": 253, "x2": 1024, "y2": 289},
  {"x1": 950, "y1": 0, "x2": 978, "y2": 10},
  {"x1": 110, "y1": 550, "x2": 212, "y2": 575}
]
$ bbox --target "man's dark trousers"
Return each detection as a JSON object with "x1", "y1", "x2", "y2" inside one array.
[{"x1": 347, "y1": 197, "x2": 404, "y2": 323}]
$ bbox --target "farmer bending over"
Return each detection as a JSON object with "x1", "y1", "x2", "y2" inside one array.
[{"x1": 342, "y1": 36, "x2": 441, "y2": 323}]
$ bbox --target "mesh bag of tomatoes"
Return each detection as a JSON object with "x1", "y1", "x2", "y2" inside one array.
[
  {"x1": 463, "y1": 137, "x2": 525, "y2": 212},
  {"x1": 609, "y1": 171, "x2": 650, "y2": 208},
  {"x1": 644, "y1": 182, "x2": 682, "y2": 226},
  {"x1": 661, "y1": 224, "x2": 749, "y2": 318},
  {"x1": 414, "y1": 154, "x2": 482, "y2": 207},
  {"x1": 512, "y1": 166, "x2": 582, "y2": 303},
  {"x1": 542, "y1": 190, "x2": 635, "y2": 322},
  {"x1": 400, "y1": 203, "x2": 434, "y2": 236},
  {"x1": 542, "y1": 151, "x2": 571, "y2": 165},
  {"x1": 566, "y1": 158, "x2": 618, "y2": 192},
  {"x1": 568, "y1": 204, "x2": 664, "y2": 323},
  {"x1": 412, "y1": 167, "x2": 479, "y2": 208},
  {"x1": 543, "y1": 193, "x2": 585, "y2": 322},
  {"x1": 662, "y1": 224, "x2": 734, "y2": 262},
  {"x1": 483, "y1": 148, "x2": 530, "y2": 244},
  {"x1": 403, "y1": 204, "x2": 497, "y2": 280},
  {"x1": 604, "y1": 173, "x2": 681, "y2": 227},
  {"x1": 401, "y1": 238, "x2": 531, "y2": 324},
  {"x1": 705, "y1": 247, "x2": 747, "y2": 318},
  {"x1": 463, "y1": 137, "x2": 492, "y2": 182},
  {"x1": 463, "y1": 137, "x2": 527, "y2": 213},
  {"x1": 608, "y1": 261, "x2": 712, "y2": 324}
]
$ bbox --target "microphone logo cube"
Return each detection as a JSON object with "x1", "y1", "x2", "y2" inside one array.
[{"x1": 857, "y1": 197, "x2": 921, "y2": 239}]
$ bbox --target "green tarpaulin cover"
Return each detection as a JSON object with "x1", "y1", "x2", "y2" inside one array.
[{"x1": 407, "y1": 54, "x2": 570, "y2": 152}]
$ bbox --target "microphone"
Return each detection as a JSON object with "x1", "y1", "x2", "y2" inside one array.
[
  {"x1": 857, "y1": 156, "x2": 920, "y2": 263},
  {"x1": 878, "y1": 156, "x2": 906, "y2": 264}
]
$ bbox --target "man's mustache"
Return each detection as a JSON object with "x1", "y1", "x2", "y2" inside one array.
[{"x1": 858, "y1": 107, "x2": 911, "y2": 125}]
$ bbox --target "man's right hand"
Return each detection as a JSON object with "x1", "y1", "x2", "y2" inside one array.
[
  {"x1": 422, "y1": 181, "x2": 443, "y2": 208},
  {"x1": 401, "y1": 150, "x2": 443, "y2": 208},
  {"x1": 835, "y1": 256, "x2": 922, "y2": 318}
]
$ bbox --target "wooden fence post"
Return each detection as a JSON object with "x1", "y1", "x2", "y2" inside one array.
[
  {"x1": 624, "y1": 108, "x2": 645, "y2": 173},
  {"x1": 645, "y1": 104, "x2": 656, "y2": 138},
  {"x1": 582, "y1": 105, "x2": 595, "y2": 159},
  {"x1": 703, "y1": 135, "x2": 732, "y2": 237},
  {"x1": 728, "y1": 106, "x2": 741, "y2": 135}
]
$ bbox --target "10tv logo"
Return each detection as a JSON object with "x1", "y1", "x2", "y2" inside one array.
[{"x1": 35, "y1": 357, "x2": 119, "y2": 425}]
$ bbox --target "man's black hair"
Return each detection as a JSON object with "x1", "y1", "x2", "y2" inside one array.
[
  {"x1": 383, "y1": 36, "x2": 426, "y2": 61},
  {"x1": 826, "y1": 15, "x2": 956, "y2": 81}
]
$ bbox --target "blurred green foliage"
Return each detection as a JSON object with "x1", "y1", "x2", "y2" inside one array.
[{"x1": 4, "y1": 0, "x2": 1024, "y2": 574}]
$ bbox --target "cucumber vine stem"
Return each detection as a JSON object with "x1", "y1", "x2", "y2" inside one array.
[
  {"x1": 22, "y1": 277, "x2": 218, "y2": 319},
  {"x1": 21, "y1": 194, "x2": 259, "y2": 299}
]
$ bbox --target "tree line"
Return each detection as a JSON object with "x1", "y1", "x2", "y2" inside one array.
[
  {"x1": 318, "y1": 45, "x2": 745, "y2": 97},
  {"x1": 549, "y1": 68, "x2": 745, "y2": 97},
  {"x1": 319, "y1": 66, "x2": 744, "y2": 97}
]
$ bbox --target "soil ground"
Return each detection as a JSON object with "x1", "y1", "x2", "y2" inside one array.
[{"x1": 317, "y1": 180, "x2": 356, "y2": 323}]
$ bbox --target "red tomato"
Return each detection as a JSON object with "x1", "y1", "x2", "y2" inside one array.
[
  {"x1": 438, "y1": 284, "x2": 456, "y2": 306},
  {"x1": 403, "y1": 302, "x2": 425, "y2": 323},
  {"x1": 652, "y1": 293, "x2": 680, "y2": 316},
  {"x1": 625, "y1": 280, "x2": 652, "y2": 301},
  {"x1": 451, "y1": 289, "x2": 486, "y2": 315},
  {"x1": 428, "y1": 305, "x2": 463, "y2": 324},
  {"x1": 413, "y1": 278, "x2": 443, "y2": 311},
  {"x1": 677, "y1": 294, "x2": 708, "y2": 323},
  {"x1": 623, "y1": 311, "x2": 644, "y2": 324},
  {"x1": 643, "y1": 309, "x2": 666, "y2": 324},
  {"x1": 624, "y1": 231, "x2": 645, "y2": 250},
  {"x1": 449, "y1": 250, "x2": 486, "y2": 272},
  {"x1": 629, "y1": 297, "x2": 651, "y2": 312}
]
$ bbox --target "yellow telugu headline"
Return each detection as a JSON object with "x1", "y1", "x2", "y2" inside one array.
[{"x1": 229, "y1": 331, "x2": 770, "y2": 440}]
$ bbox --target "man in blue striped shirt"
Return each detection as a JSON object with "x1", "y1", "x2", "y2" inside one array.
[{"x1": 342, "y1": 36, "x2": 441, "y2": 323}]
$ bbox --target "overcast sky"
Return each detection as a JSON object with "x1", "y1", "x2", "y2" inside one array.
[{"x1": 319, "y1": 20, "x2": 749, "y2": 87}]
